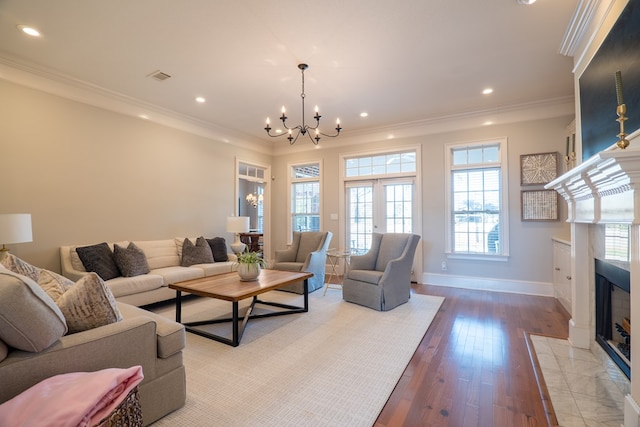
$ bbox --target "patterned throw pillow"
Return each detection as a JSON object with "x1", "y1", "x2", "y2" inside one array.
[
  {"x1": 37, "y1": 269, "x2": 74, "y2": 302},
  {"x1": 181, "y1": 236, "x2": 214, "y2": 266},
  {"x1": 76, "y1": 243, "x2": 121, "y2": 281},
  {"x1": 207, "y1": 237, "x2": 228, "y2": 262},
  {"x1": 1, "y1": 253, "x2": 41, "y2": 281},
  {"x1": 113, "y1": 242, "x2": 150, "y2": 277},
  {"x1": 55, "y1": 272, "x2": 122, "y2": 334}
]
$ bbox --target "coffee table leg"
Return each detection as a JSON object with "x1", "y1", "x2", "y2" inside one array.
[
  {"x1": 303, "y1": 278, "x2": 309, "y2": 312},
  {"x1": 175, "y1": 290, "x2": 182, "y2": 322},
  {"x1": 231, "y1": 301, "x2": 239, "y2": 347}
]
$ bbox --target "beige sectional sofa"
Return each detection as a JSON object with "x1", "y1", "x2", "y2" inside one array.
[
  {"x1": 0, "y1": 263, "x2": 186, "y2": 426},
  {"x1": 61, "y1": 237, "x2": 237, "y2": 306}
]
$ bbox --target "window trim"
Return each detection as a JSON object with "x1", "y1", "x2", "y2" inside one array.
[
  {"x1": 287, "y1": 160, "x2": 323, "y2": 242},
  {"x1": 444, "y1": 138, "x2": 510, "y2": 261}
]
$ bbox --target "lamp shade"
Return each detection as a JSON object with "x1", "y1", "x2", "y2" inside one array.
[
  {"x1": 0, "y1": 214, "x2": 33, "y2": 245},
  {"x1": 226, "y1": 216, "x2": 250, "y2": 234}
]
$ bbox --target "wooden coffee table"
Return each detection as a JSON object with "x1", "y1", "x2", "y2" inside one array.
[{"x1": 169, "y1": 269, "x2": 313, "y2": 347}]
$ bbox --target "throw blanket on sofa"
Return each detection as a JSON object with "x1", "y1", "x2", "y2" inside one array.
[{"x1": 0, "y1": 365, "x2": 143, "y2": 427}]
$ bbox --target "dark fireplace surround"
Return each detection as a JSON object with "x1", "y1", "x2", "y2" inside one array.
[{"x1": 595, "y1": 258, "x2": 631, "y2": 379}]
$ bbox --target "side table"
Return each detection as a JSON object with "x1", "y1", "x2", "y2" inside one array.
[{"x1": 324, "y1": 249, "x2": 351, "y2": 295}]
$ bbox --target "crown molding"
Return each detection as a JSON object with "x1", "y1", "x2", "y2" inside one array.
[
  {"x1": 559, "y1": 0, "x2": 601, "y2": 57},
  {"x1": 273, "y1": 96, "x2": 575, "y2": 156},
  {"x1": 1, "y1": 55, "x2": 574, "y2": 158},
  {"x1": 0, "y1": 55, "x2": 274, "y2": 155}
]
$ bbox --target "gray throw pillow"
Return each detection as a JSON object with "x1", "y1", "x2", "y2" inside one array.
[
  {"x1": 0, "y1": 270, "x2": 68, "y2": 352},
  {"x1": 76, "y1": 242, "x2": 121, "y2": 281},
  {"x1": 181, "y1": 236, "x2": 215, "y2": 266},
  {"x1": 114, "y1": 242, "x2": 150, "y2": 277},
  {"x1": 207, "y1": 237, "x2": 228, "y2": 262}
]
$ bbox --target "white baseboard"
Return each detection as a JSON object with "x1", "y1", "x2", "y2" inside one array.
[{"x1": 422, "y1": 272, "x2": 554, "y2": 297}]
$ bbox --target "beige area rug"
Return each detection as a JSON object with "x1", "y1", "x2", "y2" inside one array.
[{"x1": 149, "y1": 289, "x2": 444, "y2": 426}]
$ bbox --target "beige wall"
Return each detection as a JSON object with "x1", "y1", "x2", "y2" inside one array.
[
  {"x1": 2, "y1": 78, "x2": 572, "y2": 286},
  {"x1": 0, "y1": 79, "x2": 270, "y2": 271},
  {"x1": 271, "y1": 116, "x2": 573, "y2": 284}
]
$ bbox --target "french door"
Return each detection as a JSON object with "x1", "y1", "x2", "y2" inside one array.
[{"x1": 346, "y1": 178, "x2": 415, "y2": 254}]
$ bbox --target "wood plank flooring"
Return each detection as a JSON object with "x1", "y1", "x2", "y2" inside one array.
[{"x1": 374, "y1": 284, "x2": 571, "y2": 427}]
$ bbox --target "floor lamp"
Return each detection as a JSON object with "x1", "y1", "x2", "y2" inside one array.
[
  {"x1": 226, "y1": 216, "x2": 250, "y2": 255},
  {"x1": 0, "y1": 213, "x2": 33, "y2": 261}
]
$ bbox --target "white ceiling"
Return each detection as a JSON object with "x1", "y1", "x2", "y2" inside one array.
[{"x1": 0, "y1": 0, "x2": 578, "y2": 151}]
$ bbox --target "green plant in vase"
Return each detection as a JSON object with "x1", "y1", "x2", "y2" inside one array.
[{"x1": 234, "y1": 250, "x2": 267, "y2": 281}]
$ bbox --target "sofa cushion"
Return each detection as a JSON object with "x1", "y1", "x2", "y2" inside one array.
[
  {"x1": 56, "y1": 272, "x2": 123, "y2": 334},
  {"x1": 296, "y1": 232, "x2": 324, "y2": 263},
  {"x1": 347, "y1": 269, "x2": 384, "y2": 285},
  {"x1": 134, "y1": 240, "x2": 179, "y2": 270},
  {"x1": 0, "y1": 269, "x2": 68, "y2": 352},
  {"x1": 375, "y1": 234, "x2": 409, "y2": 272},
  {"x1": 272, "y1": 262, "x2": 304, "y2": 272},
  {"x1": 207, "y1": 237, "x2": 229, "y2": 262},
  {"x1": 1, "y1": 253, "x2": 41, "y2": 281},
  {"x1": 114, "y1": 242, "x2": 150, "y2": 277},
  {"x1": 117, "y1": 303, "x2": 185, "y2": 358},
  {"x1": 37, "y1": 269, "x2": 74, "y2": 301},
  {"x1": 193, "y1": 262, "x2": 234, "y2": 276},
  {"x1": 150, "y1": 266, "x2": 204, "y2": 285},
  {"x1": 76, "y1": 242, "x2": 121, "y2": 281},
  {"x1": 181, "y1": 237, "x2": 214, "y2": 267},
  {"x1": 0, "y1": 339, "x2": 7, "y2": 363},
  {"x1": 105, "y1": 274, "x2": 165, "y2": 298}
]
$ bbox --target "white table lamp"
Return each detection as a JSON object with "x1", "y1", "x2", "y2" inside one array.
[
  {"x1": 226, "y1": 216, "x2": 250, "y2": 254},
  {"x1": 0, "y1": 213, "x2": 33, "y2": 260}
]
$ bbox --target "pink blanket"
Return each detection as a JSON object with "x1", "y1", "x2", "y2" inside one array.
[{"x1": 0, "y1": 366, "x2": 143, "y2": 427}]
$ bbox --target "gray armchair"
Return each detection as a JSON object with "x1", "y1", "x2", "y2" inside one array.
[
  {"x1": 272, "y1": 231, "x2": 333, "y2": 293},
  {"x1": 343, "y1": 232, "x2": 420, "y2": 311}
]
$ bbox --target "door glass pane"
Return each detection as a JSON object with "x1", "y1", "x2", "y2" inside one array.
[
  {"x1": 385, "y1": 183, "x2": 413, "y2": 233},
  {"x1": 347, "y1": 185, "x2": 373, "y2": 254}
]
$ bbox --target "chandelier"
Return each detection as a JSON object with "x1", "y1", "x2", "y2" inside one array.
[
  {"x1": 264, "y1": 63, "x2": 342, "y2": 145},
  {"x1": 246, "y1": 192, "x2": 263, "y2": 208}
]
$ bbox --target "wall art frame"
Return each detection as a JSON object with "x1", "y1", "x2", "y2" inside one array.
[
  {"x1": 520, "y1": 152, "x2": 559, "y2": 186},
  {"x1": 521, "y1": 189, "x2": 559, "y2": 222}
]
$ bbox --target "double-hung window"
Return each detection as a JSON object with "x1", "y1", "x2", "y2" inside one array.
[
  {"x1": 289, "y1": 162, "x2": 321, "y2": 236},
  {"x1": 445, "y1": 139, "x2": 509, "y2": 258}
]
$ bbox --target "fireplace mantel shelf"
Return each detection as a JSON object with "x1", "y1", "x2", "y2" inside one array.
[{"x1": 545, "y1": 140, "x2": 640, "y2": 224}]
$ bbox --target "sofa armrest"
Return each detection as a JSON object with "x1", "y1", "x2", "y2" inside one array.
[
  {"x1": 0, "y1": 317, "x2": 159, "y2": 403},
  {"x1": 59, "y1": 246, "x2": 89, "y2": 281}
]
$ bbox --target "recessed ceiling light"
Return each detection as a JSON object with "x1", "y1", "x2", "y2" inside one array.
[
  {"x1": 195, "y1": 97, "x2": 206, "y2": 103},
  {"x1": 17, "y1": 25, "x2": 41, "y2": 37},
  {"x1": 138, "y1": 114, "x2": 150, "y2": 120},
  {"x1": 360, "y1": 112, "x2": 368, "y2": 117},
  {"x1": 483, "y1": 121, "x2": 494, "y2": 126},
  {"x1": 516, "y1": 0, "x2": 536, "y2": 4},
  {"x1": 482, "y1": 88, "x2": 493, "y2": 95}
]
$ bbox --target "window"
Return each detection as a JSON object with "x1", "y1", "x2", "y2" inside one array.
[
  {"x1": 604, "y1": 224, "x2": 629, "y2": 262},
  {"x1": 445, "y1": 139, "x2": 509, "y2": 258},
  {"x1": 289, "y1": 162, "x2": 321, "y2": 235}
]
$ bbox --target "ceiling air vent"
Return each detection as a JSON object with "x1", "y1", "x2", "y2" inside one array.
[{"x1": 147, "y1": 70, "x2": 172, "y2": 82}]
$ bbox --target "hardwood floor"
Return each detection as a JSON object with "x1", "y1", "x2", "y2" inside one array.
[{"x1": 374, "y1": 284, "x2": 571, "y2": 427}]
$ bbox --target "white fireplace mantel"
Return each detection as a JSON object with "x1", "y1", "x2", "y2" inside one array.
[{"x1": 546, "y1": 142, "x2": 640, "y2": 224}]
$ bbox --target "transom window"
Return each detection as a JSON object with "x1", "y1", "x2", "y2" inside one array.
[
  {"x1": 345, "y1": 151, "x2": 416, "y2": 177},
  {"x1": 445, "y1": 139, "x2": 509, "y2": 258}
]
